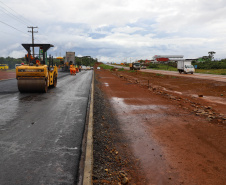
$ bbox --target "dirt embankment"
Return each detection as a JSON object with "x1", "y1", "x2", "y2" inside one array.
[{"x1": 93, "y1": 68, "x2": 226, "y2": 185}]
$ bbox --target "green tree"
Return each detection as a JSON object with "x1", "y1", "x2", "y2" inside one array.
[{"x1": 208, "y1": 51, "x2": 216, "y2": 61}]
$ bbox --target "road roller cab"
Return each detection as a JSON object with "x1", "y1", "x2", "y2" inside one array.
[{"x1": 16, "y1": 44, "x2": 58, "y2": 93}]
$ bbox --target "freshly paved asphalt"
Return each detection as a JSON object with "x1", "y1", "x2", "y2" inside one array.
[{"x1": 0, "y1": 70, "x2": 93, "y2": 185}]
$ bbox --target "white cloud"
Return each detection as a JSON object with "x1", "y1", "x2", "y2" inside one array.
[
  {"x1": 0, "y1": 0, "x2": 226, "y2": 62},
  {"x1": 111, "y1": 26, "x2": 144, "y2": 34},
  {"x1": 9, "y1": 50, "x2": 25, "y2": 58}
]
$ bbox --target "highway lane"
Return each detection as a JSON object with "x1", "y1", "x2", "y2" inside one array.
[
  {"x1": 0, "y1": 71, "x2": 93, "y2": 185},
  {"x1": 111, "y1": 65, "x2": 226, "y2": 82},
  {"x1": 0, "y1": 72, "x2": 69, "y2": 94}
]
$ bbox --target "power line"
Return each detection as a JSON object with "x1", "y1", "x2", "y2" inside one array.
[
  {"x1": 0, "y1": 20, "x2": 29, "y2": 36},
  {"x1": 0, "y1": 5, "x2": 28, "y2": 26},
  {"x1": 0, "y1": 1, "x2": 34, "y2": 26},
  {"x1": 0, "y1": 2, "x2": 55, "y2": 46}
]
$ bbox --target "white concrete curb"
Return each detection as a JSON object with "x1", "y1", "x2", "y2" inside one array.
[{"x1": 82, "y1": 71, "x2": 94, "y2": 185}]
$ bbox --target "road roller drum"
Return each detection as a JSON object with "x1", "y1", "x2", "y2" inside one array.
[
  {"x1": 16, "y1": 43, "x2": 58, "y2": 93},
  {"x1": 18, "y1": 77, "x2": 47, "y2": 93}
]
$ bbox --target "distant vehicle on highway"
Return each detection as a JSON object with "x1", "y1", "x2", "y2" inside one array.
[
  {"x1": 15, "y1": 64, "x2": 21, "y2": 68},
  {"x1": 87, "y1": 66, "x2": 91, "y2": 70},
  {"x1": 81, "y1": 65, "x2": 87, "y2": 70},
  {"x1": 177, "y1": 61, "x2": 195, "y2": 74},
  {"x1": 0, "y1": 64, "x2": 9, "y2": 70},
  {"x1": 129, "y1": 63, "x2": 141, "y2": 70},
  {"x1": 141, "y1": 65, "x2": 147, "y2": 69}
]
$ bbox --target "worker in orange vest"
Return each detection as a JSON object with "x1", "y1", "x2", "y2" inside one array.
[
  {"x1": 70, "y1": 65, "x2": 76, "y2": 75},
  {"x1": 36, "y1": 59, "x2": 41, "y2": 65}
]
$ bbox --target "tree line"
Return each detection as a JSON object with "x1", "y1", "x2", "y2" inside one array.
[
  {"x1": 192, "y1": 59, "x2": 226, "y2": 69},
  {"x1": 0, "y1": 56, "x2": 97, "y2": 69},
  {"x1": 147, "y1": 59, "x2": 226, "y2": 70},
  {"x1": 0, "y1": 57, "x2": 24, "y2": 69}
]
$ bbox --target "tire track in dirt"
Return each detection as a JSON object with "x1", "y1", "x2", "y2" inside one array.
[{"x1": 93, "y1": 67, "x2": 226, "y2": 185}]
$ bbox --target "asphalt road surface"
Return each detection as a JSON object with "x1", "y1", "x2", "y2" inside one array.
[
  {"x1": 111, "y1": 65, "x2": 226, "y2": 82},
  {"x1": 0, "y1": 70, "x2": 93, "y2": 185}
]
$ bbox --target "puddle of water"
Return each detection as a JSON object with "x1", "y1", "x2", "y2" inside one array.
[
  {"x1": 111, "y1": 97, "x2": 168, "y2": 111},
  {"x1": 110, "y1": 97, "x2": 175, "y2": 184},
  {"x1": 104, "y1": 82, "x2": 109, "y2": 87}
]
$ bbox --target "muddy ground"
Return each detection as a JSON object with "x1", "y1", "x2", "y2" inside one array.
[
  {"x1": 93, "y1": 67, "x2": 226, "y2": 185},
  {"x1": 0, "y1": 70, "x2": 15, "y2": 80}
]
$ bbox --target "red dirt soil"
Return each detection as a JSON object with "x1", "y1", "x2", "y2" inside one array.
[
  {"x1": 95, "y1": 68, "x2": 226, "y2": 185},
  {"x1": 0, "y1": 71, "x2": 16, "y2": 80}
]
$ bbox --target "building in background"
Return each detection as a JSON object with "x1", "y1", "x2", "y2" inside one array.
[{"x1": 153, "y1": 55, "x2": 184, "y2": 63}]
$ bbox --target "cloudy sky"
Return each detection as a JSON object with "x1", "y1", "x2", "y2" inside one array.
[{"x1": 0, "y1": 0, "x2": 226, "y2": 62}]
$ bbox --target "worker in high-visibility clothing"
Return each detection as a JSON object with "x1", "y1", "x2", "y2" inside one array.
[
  {"x1": 70, "y1": 65, "x2": 76, "y2": 75},
  {"x1": 75, "y1": 65, "x2": 79, "y2": 73}
]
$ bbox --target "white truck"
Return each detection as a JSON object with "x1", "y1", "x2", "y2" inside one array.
[
  {"x1": 81, "y1": 65, "x2": 87, "y2": 70},
  {"x1": 177, "y1": 60, "x2": 195, "y2": 74}
]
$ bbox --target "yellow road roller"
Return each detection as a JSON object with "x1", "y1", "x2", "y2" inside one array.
[{"x1": 16, "y1": 44, "x2": 58, "y2": 93}]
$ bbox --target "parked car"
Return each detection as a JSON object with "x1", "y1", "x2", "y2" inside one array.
[
  {"x1": 15, "y1": 64, "x2": 21, "y2": 68},
  {"x1": 141, "y1": 65, "x2": 147, "y2": 69},
  {"x1": 81, "y1": 65, "x2": 87, "y2": 70}
]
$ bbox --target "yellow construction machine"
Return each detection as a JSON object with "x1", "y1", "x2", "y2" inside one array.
[
  {"x1": 0, "y1": 64, "x2": 9, "y2": 70},
  {"x1": 16, "y1": 44, "x2": 58, "y2": 93}
]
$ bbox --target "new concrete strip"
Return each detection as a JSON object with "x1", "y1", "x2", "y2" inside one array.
[{"x1": 83, "y1": 71, "x2": 94, "y2": 185}]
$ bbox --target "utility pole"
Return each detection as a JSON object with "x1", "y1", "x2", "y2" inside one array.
[{"x1": 28, "y1": 26, "x2": 38, "y2": 57}]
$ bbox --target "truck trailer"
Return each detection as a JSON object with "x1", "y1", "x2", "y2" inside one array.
[
  {"x1": 62, "y1": 52, "x2": 75, "y2": 71},
  {"x1": 177, "y1": 60, "x2": 195, "y2": 74},
  {"x1": 129, "y1": 63, "x2": 141, "y2": 70}
]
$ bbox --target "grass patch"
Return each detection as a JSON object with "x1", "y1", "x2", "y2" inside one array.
[
  {"x1": 127, "y1": 70, "x2": 136, "y2": 73},
  {"x1": 156, "y1": 73, "x2": 165, "y2": 77},
  {"x1": 99, "y1": 64, "x2": 114, "y2": 70},
  {"x1": 148, "y1": 64, "x2": 177, "y2": 71},
  {"x1": 118, "y1": 68, "x2": 125, "y2": 71},
  {"x1": 171, "y1": 76, "x2": 179, "y2": 79},
  {"x1": 148, "y1": 64, "x2": 226, "y2": 75},
  {"x1": 195, "y1": 69, "x2": 226, "y2": 75},
  {"x1": 146, "y1": 63, "x2": 226, "y2": 75}
]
